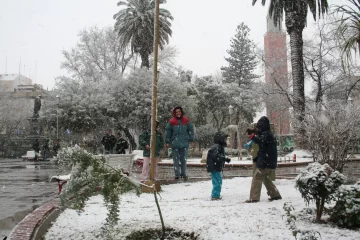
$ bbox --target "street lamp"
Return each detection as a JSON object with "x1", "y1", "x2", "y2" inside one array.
[{"x1": 56, "y1": 95, "x2": 60, "y2": 139}]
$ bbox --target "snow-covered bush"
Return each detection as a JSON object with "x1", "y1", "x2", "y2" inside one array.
[
  {"x1": 53, "y1": 147, "x2": 82, "y2": 171},
  {"x1": 330, "y1": 181, "x2": 360, "y2": 228},
  {"x1": 295, "y1": 162, "x2": 345, "y2": 222},
  {"x1": 195, "y1": 124, "x2": 218, "y2": 149},
  {"x1": 57, "y1": 148, "x2": 141, "y2": 233}
]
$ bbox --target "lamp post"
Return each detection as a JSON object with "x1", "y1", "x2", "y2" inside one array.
[
  {"x1": 228, "y1": 105, "x2": 234, "y2": 157},
  {"x1": 144, "y1": 0, "x2": 161, "y2": 193},
  {"x1": 56, "y1": 95, "x2": 60, "y2": 139}
]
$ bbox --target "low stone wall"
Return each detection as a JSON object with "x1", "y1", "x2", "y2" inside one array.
[{"x1": 8, "y1": 199, "x2": 59, "y2": 240}]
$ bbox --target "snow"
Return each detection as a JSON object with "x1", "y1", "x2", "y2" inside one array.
[
  {"x1": 157, "y1": 151, "x2": 313, "y2": 165},
  {"x1": 45, "y1": 178, "x2": 360, "y2": 240},
  {"x1": 285, "y1": 149, "x2": 312, "y2": 158}
]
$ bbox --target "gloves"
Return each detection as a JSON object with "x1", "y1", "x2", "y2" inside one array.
[
  {"x1": 225, "y1": 158, "x2": 231, "y2": 163},
  {"x1": 249, "y1": 133, "x2": 255, "y2": 139},
  {"x1": 244, "y1": 140, "x2": 253, "y2": 148}
]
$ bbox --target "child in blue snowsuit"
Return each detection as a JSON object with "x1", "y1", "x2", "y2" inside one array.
[{"x1": 206, "y1": 132, "x2": 231, "y2": 200}]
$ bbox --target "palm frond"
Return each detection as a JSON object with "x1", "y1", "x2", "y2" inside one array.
[{"x1": 333, "y1": 0, "x2": 360, "y2": 63}]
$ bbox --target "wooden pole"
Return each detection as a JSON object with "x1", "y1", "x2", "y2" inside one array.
[{"x1": 149, "y1": 0, "x2": 160, "y2": 187}]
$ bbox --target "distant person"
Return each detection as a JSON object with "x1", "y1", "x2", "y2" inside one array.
[
  {"x1": 53, "y1": 139, "x2": 61, "y2": 155},
  {"x1": 32, "y1": 139, "x2": 40, "y2": 153},
  {"x1": 101, "y1": 129, "x2": 116, "y2": 154},
  {"x1": 114, "y1": 132, "x2": 129, "y2": 154},
  {"x1": 42, "y1": 139, "x2": 50, "y2": 161},
  {"x1": 206, "y1": 132, "x2": 231, "y2": 200},
  {"x1": 245, "y1": 116, "x2": 282, "y2": 203},
  {"x1": 139, "y1": 121, "x2": 164, "y2": 182},
  {"x1": 165, "y1": 106, "x2": 195, "y2": 180}
]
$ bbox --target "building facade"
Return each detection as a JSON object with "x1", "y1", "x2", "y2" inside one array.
[{"x1": 264, "y1": 15, "x2": 291, "y2": 135}]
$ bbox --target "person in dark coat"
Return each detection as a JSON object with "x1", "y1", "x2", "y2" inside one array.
[
  {"x1": 42, "y1": 139, "x2": 50, "y2": 161},
  {"x1": 32, "y1": 139, "x2": 40, "y2": 153},
  {"x1": 53, "y1": 139, "x2": 61, "y2": 155},
  {"x1": 114, "y1": 132, "x2": 129, "y2": 154},
  {"x1": 165, "y1": 106, "x2": 195, "y2": 180},
  {"x1": 245, "y1": 116, "x2": 282, "y2": 203},
  {"x1": 139, "y1": 121, "x2": 164, "y2": 181},
  {"x1": 101, "y1": 129, "x2": 116, "y2": 154},
  {"x1": 206, "y1": 131, "x2": 231, "y2": 200}
]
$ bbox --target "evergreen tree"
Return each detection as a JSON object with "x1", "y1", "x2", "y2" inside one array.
[{"x1": 221, "y1": 23, "x2": 258, "y2": 87}]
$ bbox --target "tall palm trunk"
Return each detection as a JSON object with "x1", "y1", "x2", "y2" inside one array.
[
  {"x1": 140, "y1": 49, "x2": 150, "y2": 69},
  {"x1": 286, "y1": 10, "x2": 307, "y2": 148}
]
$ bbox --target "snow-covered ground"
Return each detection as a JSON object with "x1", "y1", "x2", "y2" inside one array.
[{"x1": 45, "y1": 177, "x2": 360, "y2": 240}]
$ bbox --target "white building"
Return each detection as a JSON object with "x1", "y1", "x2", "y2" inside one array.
[{"x1": 0, "y1": 73, "x2": 33, "y2": 92}]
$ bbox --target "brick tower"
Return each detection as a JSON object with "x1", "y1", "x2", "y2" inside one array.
[{"x1": 264, "y1": 14, "x2": 290, "y2": 134}]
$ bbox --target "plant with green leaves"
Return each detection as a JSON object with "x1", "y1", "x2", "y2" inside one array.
[
  {"x1": 56, "y1": 148, "x2": 166, "y2": 238},
  {"x1": 333, "y1": 0, "x2": 360, "y2": 66},
  {"x1": 57, "y1": 148, "x2": 141, "y2": 231},
  {"x1": 295, "y1": 162, "x2": 345, "y2": 222},
  {"x1": 330, "y1": 181, "x2": 360, "y2": 228},
  {"x1": 283, "y1": 202, "x2": 321, "y2": 240},
  {"x1": 114, "y1": 0, "x2": 173, "y2": 69}
]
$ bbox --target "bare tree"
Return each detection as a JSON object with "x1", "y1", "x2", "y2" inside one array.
[
  {"x1": 305, "y1": 99, "x2": 360, "y2": 172},
  {"x1": 61, "y1": 26, "x2": 134, "y2": 83}
]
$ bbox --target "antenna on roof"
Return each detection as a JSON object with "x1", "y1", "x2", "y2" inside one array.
[
  {"x1": 19, "y1": 57, "x2": 21, "y2": 85},
  {"x1": 5, "y1": 56, "x2": 7, "y2": 74},
  {"x1": 34, "y1": 61, "x2": 37, "y2": 84}
]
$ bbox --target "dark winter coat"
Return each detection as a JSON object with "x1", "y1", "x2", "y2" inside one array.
[
  {"x1": 32, "y1": 141, "x2": 40, "y2": 152},
  {"x1": 138, "y1": 130, "x2": 164, "y2": 157},
  {"x1": 101, "y1": 134, "x2": 116, "y2": 151},
  {"x1": 165, "y1": 107, "x2": 194, "y2": 149},
  {"x1": 252, "y1": 116, "x2": 278, "y2": 169},
  {"x1": 206, "y1": 132, "x2": 229, "y2": 172},
  {"x1": 53, "y1": 143, "x2": 61, "y2": 154},
  {"x1": 114, "y1": 137, "x2": 129, "y2": 154}
]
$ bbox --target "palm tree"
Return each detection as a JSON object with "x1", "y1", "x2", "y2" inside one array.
[
  {"x1": 252, "y1": 0, "x2": 328, "y2": 146},
  {"x1": 114, "y1": 0, "x2": 173, "y2": 69},
  {"x1": 334, "y1": 0, "x2": 360, "y2": 64}
]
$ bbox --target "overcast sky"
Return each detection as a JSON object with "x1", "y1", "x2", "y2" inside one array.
[{"x1": 0, "y1": 0, "x2": 349, "y2": 89}]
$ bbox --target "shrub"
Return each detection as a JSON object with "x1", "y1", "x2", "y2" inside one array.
[
  {"x1": 330, "y1": 181, "x2": 360, "y2": 228},
  {"x1": 57, "y1": 147, "x2": 141, "y2": 232},
  {"x1": 283, "y1": 202, "x2": 321, "y2": 240},
  {"x1": 295, "y1": 162, "x2": 345, "y2": 222}
]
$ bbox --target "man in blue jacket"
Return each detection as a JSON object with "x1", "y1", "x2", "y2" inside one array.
[
  {"x1": 245, "y1": 116, "x2": 282, "y2": 203},
  {"x1": 165, "y1": 106, "x2": 195, "y2": 180}
]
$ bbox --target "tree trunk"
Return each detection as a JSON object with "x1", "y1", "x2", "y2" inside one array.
[
  {"x1": 117, "y1": 125, "x2": 137, "y2": 150},
  {"x1": 123, "y1": 127, "x2": 136, "y2": 150},
  {"x1": 316, "y1": 197, "x2": 325, "y2": 222},
  {"x1": 289, "y1": 28, "x2": 306, "y2": 147},
  {"x1": 140, "y1": 50, "x2": 150, "y2": 69}
]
